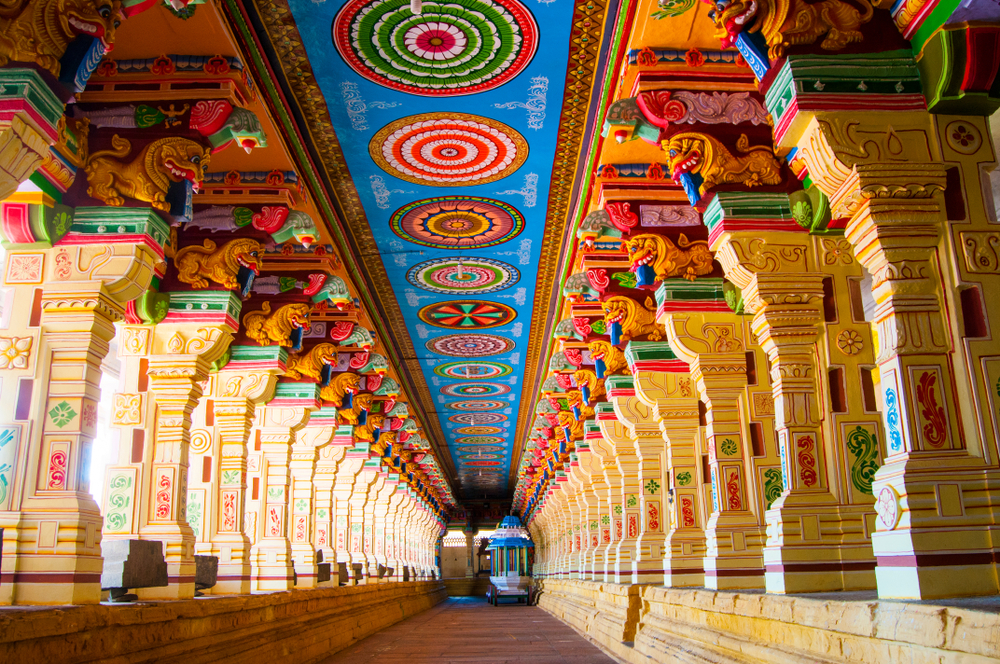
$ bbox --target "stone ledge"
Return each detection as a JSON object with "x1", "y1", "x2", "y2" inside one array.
[
  {"x1": 0, "y1": 581, "x2": 446, "y2": 664},
  {"x1": 537, "y1": 579, "x2": 1000, "y2": 664}
]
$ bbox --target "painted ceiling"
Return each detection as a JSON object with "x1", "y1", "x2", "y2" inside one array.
[{"x1": 284, "y1": 0, "x2": 576, "y2": 497}]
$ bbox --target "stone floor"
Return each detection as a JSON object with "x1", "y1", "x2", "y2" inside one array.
[{"x1": 320, "y1": 596, "x2": 616, "y2": 663}]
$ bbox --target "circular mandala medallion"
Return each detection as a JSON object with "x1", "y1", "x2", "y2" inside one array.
[
  {"x1": 442, "y1": 382, "x2": 510, "y2": 397},
  {"x1": 455, "y1": 425, "x2": 503, "y2": 435},
  {"x1": 370, "y1": 114, "x2": 527, "y2": 186},
  {"x1": 434, "y1": 360, "x2": 512, "y2": 379},
  {"x1": 446, "y1": 399, "x2": 507, "y2": 411},
  {"x1": 408, "y1": 257, "x2": 519, "y2": 295},
  {"x1": 456, "y1": 436, "x2": 505, "y2": 445},
  {"x1": 428, "y1": 334, "x2": 514, "y2": 357},
  {"x1": 392, "y1": 198, "x2": 523, "y2": 250},
  {"x1": 449, "y1": 412, "x2": 507, "y2": 424},
  {"x1": 458, "y1": 445, "x2": 504, "y2": 453},
  {"x1": 333, "y1": 0, "x2": 537, "y2": 96},
  {"x1": 419, "y1": 301, "x2": 516, "y2": 329}
]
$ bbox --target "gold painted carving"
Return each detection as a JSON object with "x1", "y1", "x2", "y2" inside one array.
[
  {"x1": 284, "y1": 343, "x2": 339, "y2": 381},
  {"x1": 960, "y1": 232, "x2": 1000, "y2": 274},
  {"x1": 0, "y1": 0, "x2": 122, "y2": 75},
  {"x1": 0, "y1": 335, "x2": 31, "y2": 369},
  {"x1": 836, "y1": 329, "x2": 864, "y2": 355},
  {"x1": 120, "y1": 326, "x2": 151, "y2": 356},
  {"x1": 174, "y1": 238, "x2": 263, "y2": 290},
  {"x1": 339, "y1": 392, "x2": 372, "y2": 426},
  {"x1": 601, "y1": 296, "x2": 662, "y2": 342},
  {"x1": 586, "y1": 340, "x2": 629, "y2": 376},
  {"x1": 243, "y1": 302, "x2": 312, "y2": 348},
  {"x1": 625, "y1": 233, "x2": 714, "y2": 281},
  {"x1": 84, "y1": 135, "x2": 211, "y2": 211},
  {"x1": 572, "y1": 369, "x2": 606, "y2": 402},
  {"x1": 821, "y1": 238, "x2": 854, "y2": 266},
  {"x1": 0, "y1": 115, "x2": 53, "y2": 202},
  {"x1": 112, "y1": 393, "x2": 142, "y2": 425},
  {"x1": 710, "y1": 0, "x2": 873, "y2": 60},
  {"x1": 320, "y1": 371, "x2": 359, "y2": 408},
  {"x1": 355, "y1": 413, "x2": 385, "y2": 443},
  {"x1": 664, "y1": 132, "x2": 781, "y2": 195}
]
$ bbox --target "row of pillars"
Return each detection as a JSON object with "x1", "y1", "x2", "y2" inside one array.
[
  {"x1": 0, "y1": 212, "x2": 444, "y2": 605},
  {"x1": 525, "y1": 109, "x2": 1000, "y2": 601}
]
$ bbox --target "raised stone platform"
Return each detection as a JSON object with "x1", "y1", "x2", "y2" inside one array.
[
  {"x1": 443, "y1": 577, "x2": 490, "y2": 597},
  {"x1": 0, "y1": 580, "x2": 446, "y2": 664},
  {"x1": 536, "y1": 578, "x2": 1000, "y2": 663}
]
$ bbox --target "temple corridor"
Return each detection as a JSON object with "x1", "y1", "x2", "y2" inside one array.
[{"x1": 320, "y1": 597, "x2": 614, "y2": 664}]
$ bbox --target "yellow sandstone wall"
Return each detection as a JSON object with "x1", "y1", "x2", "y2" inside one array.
[
  {"x1": 537, "y1": 579, "x2": 1000, "y2": 664},
  {"x1": 0, "y1": 581, "x2": 446, "y2": 664}
]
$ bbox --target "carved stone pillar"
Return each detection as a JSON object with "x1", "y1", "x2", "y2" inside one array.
[
  {"x1": 0, "y1": 208, "x2": 167, "y2": 605},
  {"x1": 249, "y1": 383, "x2": 318, "y2": 593},
  {"x1": 628, "y1": 342, "x2": 707, "y2": 588},
  {"x1": 582, "y1": 425, "x2": 609, "y2": 580},
  {"x1": 343, "y1": 445, "x2": 379, "y2": 582},
  {"x1": 0, "y1": 70, "x2": 63, "y2": 202},
  {"x1": 205, "y1": 348, "x2": 282, "y2": 594},
  {"x1": 289, "y1": 421, "x2": 335, "y2": 589},
  {"x1": 769, "y1": 61, "x2": 999, "y2": 599},
  {"x1": 587, "y1": 416, "x2": 622, "y2": 581},
  {"x1": 568, "y1": 443, "x2": 597, "y2": 579},
  {"x1": 711, "y1": 195, "x2": 871, "y2": 593},
  {"x1": 606, "y1": 374, "x2": 667, "y2": 585},
  {"x1": 313, "y1": 421, "x2": 351, "y2": 575},
  {"x1": 332, "y1": 445, "x2": 366, "y2": 578},
  {"x1": 138, "y1": 292, "x2": 238, "y2": 600}
]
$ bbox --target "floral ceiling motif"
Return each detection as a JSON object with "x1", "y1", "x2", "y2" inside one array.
[{"x1": 333, "y1": 0, "x2": 538, "y2": 95}]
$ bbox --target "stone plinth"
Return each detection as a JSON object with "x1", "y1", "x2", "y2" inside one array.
[{"x1": 0, "y1": 581, "x2": 447, "y2": 663}]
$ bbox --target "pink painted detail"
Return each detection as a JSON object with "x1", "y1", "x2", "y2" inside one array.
[
  {"x1": 329, "y1": 321, "x2": 355, "y2": 341},
  {"x1": 606, "y1": 201, "x2": 638, "y2": 232},
  {"x1": 587, "y1": 268, "x2": 609, "y2": 291},
  {"x1": 680, "y1": 496, "x2": 695, "y2": 527},
  {"x1": 572, "y1": 317, "x2": 592, "y2": 338},
  {"x1": 602, "y1": 528, "x2": 611, "y2": 544},
  {"x1": 627, "y1": 513, "x2": 638, "y2": 538},
  {"x1": 350, "y1": 351, "x2": 369, "y2": 370},
  {"x1": 268, "y1": 506, "x2": 282, "y2": 537},
  {"x1": 916, "y1": 370, "x2": 947, "y2": 448},
  {"x1": 295, "y1": 516, "x2": 307, "y2": 542},
  {"x1": 251, "y1": 206, "x2": 290, "y2": 233},
  {"x1": 564, "y1": 348, "x2": 584, "y2": 367},
  {"x1": 367, "y1": 373, "x2": 383, "y2": 392},
  {"x1": 796, "y1": 435, "x2": 818, "y2": 487},
  {"x1": 726, "y1": 470, "x2": 741, "y2": 510},
  {"x1": 124, "y1": 300, "x2": 143, "y2": 325},
  {"x1": 647, "y1": 501, "x2": 660, "y2": 531},
  {"x1": 154, "y1": 470, "x2": 173, "y2": 519},
  {"x1": 46, "y1": 448, "x2": 68, "y2": 490},
  {"x1": 303, "y1": 273, "x2": 327, "y2": 296},
  {"x1": 554, "y1": 374, "x2": 573, "y2": 390},
  {"x1": 189, "y1": 100, "x2": 233, "y2": 135},
  {"x1": 1, "y1": 203, "x2": 34, "y2": 244},
  {"x1": 54, "y1": 248, "x2": 71, "y2": 280},
  {"x1": 615, "y1": 519, "x2": 622, "y2": 541},
  {"x1": 222, "y1": 490, "x2": 238, "y2": 532}
]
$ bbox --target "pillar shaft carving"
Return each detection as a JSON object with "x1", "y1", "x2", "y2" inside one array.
[{"x1": 789, "y1": 110, "x2": 1000, "y2": 599}]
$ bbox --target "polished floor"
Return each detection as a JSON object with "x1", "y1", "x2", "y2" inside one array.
[{"x1": 321, "y1": 596, "x2": 616, "y2": 663}]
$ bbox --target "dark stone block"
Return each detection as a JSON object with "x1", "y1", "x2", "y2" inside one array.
[
  {"x1": 195, "y1": 555, "x2": 218, "y2": 594},
  {"x1": 101, "y1": 540, "x2": 167, "y2": 601},
  {"x1": 386, "y1": 567, "x2": 394, "y2": 580},
  {"x1": 377, "y1": 564, "x2": 386, "y2": 579},
  {"x1": 317, "y1": 562, "x2": 331, "y2": 583},
  {"x1": 338, "y1": 562, "x2": 350, "y2": 585},
  {"x1": 351, "y1": 562, "x2": 363, "y2": 584},
  {"x1": 403, "y1": 566, "x2": 410, "y2": 582}
]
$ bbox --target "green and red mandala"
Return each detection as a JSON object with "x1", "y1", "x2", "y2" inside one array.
[{"x1": 333, "y1": 0, "x2": 538, "y2": 96}]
